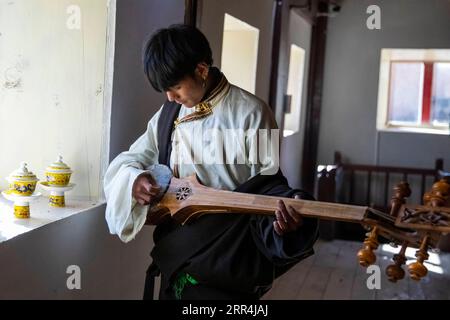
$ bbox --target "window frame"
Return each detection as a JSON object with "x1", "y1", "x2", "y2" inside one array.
[{"x1": 376, "y1": 49, "x2": 450, "y2": 135}]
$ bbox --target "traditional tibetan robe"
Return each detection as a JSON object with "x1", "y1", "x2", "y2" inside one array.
[{"x1": 104, "y1": 68, "x2": 319, "y2": 299}]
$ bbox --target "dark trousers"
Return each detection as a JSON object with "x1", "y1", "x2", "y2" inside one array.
[{"x1": 143, "y1": 269, "x2": 261, "y2": 300}]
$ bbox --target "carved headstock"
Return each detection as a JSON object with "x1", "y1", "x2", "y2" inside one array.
[{"x1": 358, "y1": 179, "x2": 450, "y2": 282}]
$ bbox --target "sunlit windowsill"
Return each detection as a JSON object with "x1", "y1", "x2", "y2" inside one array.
[
  {"x1": 0, "y1": 194, "x2": 105, "y2": 243},
  {"x1": 377, "y1": 126, "x2": 450, "y2": 135}
]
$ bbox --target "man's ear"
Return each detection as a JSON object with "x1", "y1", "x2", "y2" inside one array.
[{"x1": 196, "y1": 62, "x2": 209, "y2": 79}]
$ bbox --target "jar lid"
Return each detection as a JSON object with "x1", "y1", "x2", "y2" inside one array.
[
  {"x1": 7, "y1": 162, "x2": 38, "y2": 182},
  {"x1": 46, "y1": 155, "x2": 72, "y2": 173}
]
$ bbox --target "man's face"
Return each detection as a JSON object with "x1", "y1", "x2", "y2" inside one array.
[{"x1": 165, "y1": 73, "x2": 205, "y2": 108}]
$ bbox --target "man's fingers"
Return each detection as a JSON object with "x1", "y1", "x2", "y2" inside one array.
[
  {"x1": 273, "y1": 220, "x2": 284, "y2": 236},
  {"x1": 132, "y1": 174, "x2": 161, "y2": 204},
  {"x1": 140, "y1": 179, "x2": 151, "y2": 191},
  {"x1": 275, "y1": 210, "x2": 288, "y2": 231},
  {"x1": 145, "y1": 189, "x2": 159, "y2": 197},
  {"x1": 282, "y1": 204, "x2": 298, "y2": 226},
  {"x1": 149, "y1": 186, "x2": 161, "y2": 194},
  {"x1": 291, "y1": 195, "x2": 304, "y2": 226},
  {"x1": 277, "y1": 200, "x2": 288, "y2": 221},
  {"x1": 141, "y1": 193, "x2": 152, "y2": 204},
  {"x1": 136, "y1": 197, "x2": 148, "y2": 206},
  {"x1": 146, "y1": 175, "x2": 161, "y2": 192},
  {"x1": 135, "y1": 193, "x2": 151, "y2": 205},
  {"x1": 274, "y1": 197, "x2": 306, "y2": 235},
  {"x1": 287, "y1": 205, "x2": 303, "y2": 226},
  {"x1": 146, "y1": 179, "x2": 161, "y2": 193},
  {"x1": 140, "y1": 180, "x2": 160, "y2": 196},
  {"x1": 278, "y1": 200, "x2": 297, "y2": 229}
]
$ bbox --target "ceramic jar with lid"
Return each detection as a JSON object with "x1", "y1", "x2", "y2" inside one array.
[
  {"x1": 6, "y1": 162, "x2": 39, "y2": 196},
  {"x1": 45, "y1": 156, "x2": 73, "y2": 186}
]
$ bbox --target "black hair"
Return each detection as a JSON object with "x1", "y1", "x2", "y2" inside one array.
[{"x1": 143, "y1": 24, "x2": 213, "y2": 92}]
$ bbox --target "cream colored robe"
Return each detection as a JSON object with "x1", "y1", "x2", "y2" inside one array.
[{"x1": 104, "y1": 84, "x2": 279, "y2": 243}]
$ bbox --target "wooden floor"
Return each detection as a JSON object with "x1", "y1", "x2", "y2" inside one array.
[{"x1": 262, "y1": 239, "x2": 450, "y2": 300}]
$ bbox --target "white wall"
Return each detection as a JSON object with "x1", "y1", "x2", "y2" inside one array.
[
  {"x1": 0, "y1": 0, "x2": 108, "y2": 200},
  {"x1": 0, "y1": 204, "x2": 154, "y2": 299}
]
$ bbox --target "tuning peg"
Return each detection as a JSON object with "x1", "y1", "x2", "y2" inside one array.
[
  {"x1": 428, "y1": 179, "x2": 450, "y2": 207},
  {"x1": 386, "y1": 241, "x2": 408, "y2": 282},
  {"x1": 408, "y1": 235, "x2": 429, "y2": 281},
  {"x1": 357, "y1": 227, "x2": 379, "y2": 267},
  {"x1": 390, "y1": 182, "x2": 411, "y2": 218},
  {"x1": 423, "y1": 191, "x2": 432, "y2": 206}
]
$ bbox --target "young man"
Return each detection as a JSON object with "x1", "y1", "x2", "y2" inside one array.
[{"x1": 104, "y1": 24, "x2": 319, "y2": 300}]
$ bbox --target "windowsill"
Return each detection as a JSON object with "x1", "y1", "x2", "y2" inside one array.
[
  {"x1": 0, "y1": 194, "x2": 105, "y2": 243},
  {"x1": 377, "y1": 126, "x2": 450, "y2": 135}
]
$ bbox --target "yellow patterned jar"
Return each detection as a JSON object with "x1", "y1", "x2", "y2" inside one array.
[
  {"x1": 6, "y1": 162, "x2": 39, "y2": 196},
  {"x1": 45, "y1": 156, "x2": 73, "y2": 186},
  {"x1": 14, "y1": 204, "x2": 30, "y2": 219}
]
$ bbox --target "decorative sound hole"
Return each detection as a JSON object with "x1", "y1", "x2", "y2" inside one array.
[{"x1": 176, "y1": 186, "x2": 192, "y2": 201}]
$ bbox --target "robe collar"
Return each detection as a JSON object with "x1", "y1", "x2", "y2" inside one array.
[{"x1": 174, "y1": 67, "x2": 230, "y2": 128}]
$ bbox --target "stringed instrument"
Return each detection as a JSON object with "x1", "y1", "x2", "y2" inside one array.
[{"x1": 144, "y1": 164, "x2": 450, "y2": 282}]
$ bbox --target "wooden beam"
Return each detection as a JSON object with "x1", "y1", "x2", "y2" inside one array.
[
  {"x1": 184, "y1": 0, "x2": 198, "y2": 26},
  {"x1": 268, "y1": 0, "x2": 284, "y2": 111},
  {"x1": 301, "y1": 0, "x2": 328, "y2": 194}
]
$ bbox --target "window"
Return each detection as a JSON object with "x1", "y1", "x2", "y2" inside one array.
[
  {"x1": 283, "y1": 44, "x2": 306, "y2": 137},
  {"x1": 432, "y1": 63, "x2": 450, "y2": 124},
  {"x1": 221, "y1": 14, "x2": 259, "y2": 94},
  {"x1": 376, "y1": 49, "x2": 450, "y2": 135},
  {"x1": 0, "y1": 0, "x2": 112, "y2": 242}
]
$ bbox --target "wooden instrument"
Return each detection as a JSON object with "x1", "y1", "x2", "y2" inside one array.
[{"x1": 144, "y1": 165, "x2": 450, "y2": 282}]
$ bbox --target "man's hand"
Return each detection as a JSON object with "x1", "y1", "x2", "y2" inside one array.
[
  {"x1": 132, "y1": 173, "x2": 161, "y2": 206},
  {"x1": 273, "y1": 195, "x2": 304, "y2": 236}
]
